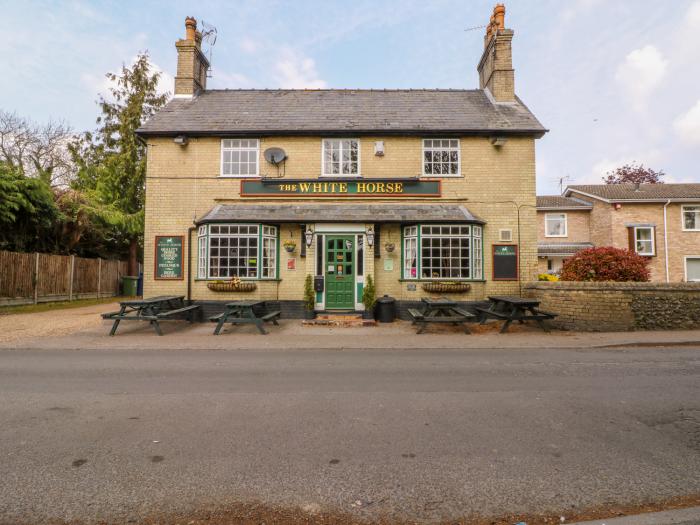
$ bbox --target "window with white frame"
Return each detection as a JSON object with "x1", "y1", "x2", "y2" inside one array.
[
  {"x1": 197, "y1": 224, "x2": 278, "y2": 279},
  {"x1": 403, "y1": 225, "x2": 482, "y2": 280},
  {"x1": 322, "y1": 139, "x2": 359, "y2": 176},
  {"x1": 634, "y1": 226, "x2": 655, "y2": 256},
  {"x1": 197, "y1": 225, "x2": 207, "y2": 279},
  {"x1": 683, "y1": 206, "x2": 700, "y2": 231},
  {"x1": 686, "y1": 257, "x2": 700, "y2": 282},
  {"x1": 221, "y1": 139, "x2": 259, "y2": 177},
  {"x1": 545, "y1": 213, "x2": 567, "y2": 237},
  {"x1": 423, "y1": 139, "x2": 460, "y2": 176}
]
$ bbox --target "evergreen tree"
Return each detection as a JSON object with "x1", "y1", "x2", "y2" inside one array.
[{"x1": 71, "y1": 53, "x2": 168, "y2": 274}]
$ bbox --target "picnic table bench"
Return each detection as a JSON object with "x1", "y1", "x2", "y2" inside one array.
[
  {"x1": 475, "y1": 295, "x2": 557, "y2": 333},
  {"x1": 407, "y1": 297, "x2": 476, "y2": 334},
  {"x1": 210, "y1": 300, "x2": 281, "y2": 335},
  {"x1": 101, "y1": 296, "x2": 200, "y2": 336}
]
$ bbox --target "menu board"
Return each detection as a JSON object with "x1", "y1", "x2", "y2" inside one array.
[
  {"x1": 155, "y1": 236, "x2": 184, "y2": 280},
  {"x1": 493, "y1": 244, "x2": 518, "y2": 280}
]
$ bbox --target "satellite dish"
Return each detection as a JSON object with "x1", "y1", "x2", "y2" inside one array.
[{"x1": 264, "y1": 147, "x2": 287, "y2": 165}]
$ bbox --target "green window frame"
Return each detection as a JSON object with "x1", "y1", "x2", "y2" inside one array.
[
  {"x1": 402, "y1": 224, "x2": 483, "y2": 280},
  {"x1": 197, "y1": 223, "x2": 279, "y2": 280}
]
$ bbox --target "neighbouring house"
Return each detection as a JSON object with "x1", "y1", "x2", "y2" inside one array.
[
  {"x1": 137, "y1": 5, "x2": 547, "y2": 317},
  {"x1": 537, "y1": 183, "x2": 700, "y2": 282}
]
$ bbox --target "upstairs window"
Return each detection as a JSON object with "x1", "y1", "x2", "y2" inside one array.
[
  {"x1": 423, "y1": 139, "x2": 460, "y2": 176},
  {"x1": 545, "y1": 213, "x2": 567, "y2": 237},
  {"x1": 633, "y1": 226, "x2": 655, "y2": 256},
  {"x1": 322, "y1": 139, "x2": 359, "y2": 176},
  {"x1": 221, "y1": 139, "x2": 259, "y2": 177},
  {"x1": 683, "y1": 205, "x2": 700, "y2": 231}
]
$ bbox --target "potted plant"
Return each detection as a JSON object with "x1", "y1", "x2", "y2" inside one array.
[
  {"x1": 303, "y1": 274, "x2": 316, "y2": 319},
  {"x1": 421, "y1": 281, "x2": 470, "y2": 293},
  {"x1": 207, "y1": 276, "x2": 257, "y2": 292},
  {"x1": 361, "y1": 275, "x2": 376, "y2": 319},
  {"x1": 283, "y1": 240, "x2": 297, "y2": 253}
]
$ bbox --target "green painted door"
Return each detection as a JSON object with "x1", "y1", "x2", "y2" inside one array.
[{"x1": 325, "y1": 236, "x2": 355, "y2": 309}]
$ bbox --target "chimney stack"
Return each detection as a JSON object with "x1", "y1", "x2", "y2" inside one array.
[
  {"x1": 174, "y1": 16, "x2": 210, "y2": 97},
  {"x1": 477, "y1": 4, "x2": 515, "y2": 103}
]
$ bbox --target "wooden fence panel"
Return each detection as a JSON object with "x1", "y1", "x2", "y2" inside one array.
[
  {"x1": 72, "y1": 257, "x2": 99, "y2": 294},
  {"x1": 0, "y1": 250, "x2": 128, "y2": 304},
  {"x1": 37, "y1": 253, "x2": 71, "y2": 297},
  {"x1": 0, "y1": 251, "x2": 35, "y2": 298}
]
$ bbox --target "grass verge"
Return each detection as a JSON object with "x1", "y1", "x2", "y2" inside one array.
[{"x1": 0, "y1": 296, "x2": 129, "y2": 316}]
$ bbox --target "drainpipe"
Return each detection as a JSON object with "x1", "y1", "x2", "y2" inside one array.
[
  {"x1": 663, "y1": 199, "x2": 671, "y2": 283},
  {"x1": 187, "y1": 225, "x2": 196, "y2": 302}
]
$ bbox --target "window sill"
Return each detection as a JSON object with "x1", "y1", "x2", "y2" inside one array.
[
  {"x1": 421, "y1": 174, "x2": 462, "y2": 178},
  {"x1": 398, "y1": 278, "x2": 486, "y2": 283},
  {"x1": 682, "y1": 229, "x2": 700, "y2": 232},
  {"x1": 319, "y1": 174, "x2": 362, "y2": 178},
  {"x1": 544, "y1": 235, "x2": 568, "y2": 238},
  {"x1": 195, "y1": 278, "x2": 281, "y2": 282},
  {"x1": 218, "y1": 175, "x2": 261, "y2": 179}
]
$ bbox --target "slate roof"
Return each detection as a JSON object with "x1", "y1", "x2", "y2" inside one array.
[
  {"x1": 537, "y1": 242, "x2": 593, "y2": 256},
  {"x1": 536, "y1": 196, "x2": 592, "y2": 209},
  {"x1": 566, "y1": 184, "x2": 700, "y2": 202},
  {"x1": 196, "y1": 203, "x2": 484, "y2": 224},
  {"x1": 137, "y1": 89, "x2": 546, "y2": 136}
]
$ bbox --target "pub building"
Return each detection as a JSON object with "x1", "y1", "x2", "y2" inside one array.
[{"x1": 138, "y1": 4, "x2": 546, "y2": 318}]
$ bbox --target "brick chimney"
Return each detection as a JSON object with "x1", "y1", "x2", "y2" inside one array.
[
  {"x1": 174, "y1": 17, "x2": 209, "y2": 97},
  {"x1": 477, "y1": 4, "x2": 515, "y2": 103}
]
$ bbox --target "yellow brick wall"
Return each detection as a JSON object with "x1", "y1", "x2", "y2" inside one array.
[
  {"x1": 143, "y1": 135, "x2": 538, "y2": 302},
  {"x1": 537, "y1": 210, "x2": 590, "y2": 243}
]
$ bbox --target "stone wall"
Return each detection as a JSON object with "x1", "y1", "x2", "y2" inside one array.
[{"x1": 524, "y1": 281, "x2": 700, "y2": 331}]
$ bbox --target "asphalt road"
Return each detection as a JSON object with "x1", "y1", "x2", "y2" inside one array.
[{"x1": 0, "y1": 346, "x2": 699, "y2": 524}]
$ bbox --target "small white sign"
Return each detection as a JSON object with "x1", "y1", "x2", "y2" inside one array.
[{"x1": 383, "y1": 258, "x2": 394, "y2": 271}]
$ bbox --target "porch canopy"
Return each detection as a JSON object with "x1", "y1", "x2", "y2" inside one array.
[{"x1": 196, "y1": 203, "x2": 484, "y2": 225}]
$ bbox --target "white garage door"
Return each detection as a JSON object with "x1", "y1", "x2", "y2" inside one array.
[{"x1": 686, "y1": 257, "x2": 700, "y2": 282}]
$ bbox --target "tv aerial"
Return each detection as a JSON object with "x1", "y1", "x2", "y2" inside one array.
[{"x1": 200, "y1": 20, "x2": 218, "y2": 77}]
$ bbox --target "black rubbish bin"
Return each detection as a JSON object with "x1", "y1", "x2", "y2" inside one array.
[{"x1": 375, "y1": 295, "x2": 396, "y2": 323}]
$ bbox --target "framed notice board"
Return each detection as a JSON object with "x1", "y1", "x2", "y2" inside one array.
[
  {"x1": 154, "y1": 235, "x2": 184, "y2": 280},
  {"x1": 492, "y1": 244, "x2": 518, "y2": 281}
]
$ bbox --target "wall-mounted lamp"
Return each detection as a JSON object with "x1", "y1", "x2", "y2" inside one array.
[
  {"x1": 304, "y1": 226, "x2": 314, "y2": 247},
  {"x1": 173, "y1": 135, "x2": 188, "y2": 146},
  {"x1": 490, "y1": 136, "x2": 507, "y2": 147},
  {"x1": 366, "y1": 226, "x2": 375, "y2": 247}
]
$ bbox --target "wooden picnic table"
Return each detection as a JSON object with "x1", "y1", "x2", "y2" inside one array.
[
  {"x1": 210, "y1": 300, "x2": 281, "y2": 335},
  {"x1": 407, "y1": 297, "x2": 475, "y2": 334},
  {"x1": 101, "y1": 296, "x2": 200, "y2": 336},
  {"x1": 475, "y1": 295, "x2": 557, "y2": 333}
]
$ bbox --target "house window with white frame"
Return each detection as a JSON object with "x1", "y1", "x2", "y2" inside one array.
[
  {"x1": 423, "y1": 139, "x2": 460, "y2": 176},
  {"x1": 545, "y1": 213, "x2": 567, "y2": 237},
  {"x1": 197, "y1": 224, "x2": 278, "y2": 279},
  {"x1": 221, "y1": 139, "x2": 259, "y2": 177},
  {"x1": 634, "y1": 226, "x2": 655, "y2": 256},
  {"x1": 403, "y1": 225, "x2": 482, "y2": 280},
  {"x1": 322, "y1": 139, "x2": 359, "y2": 176},
  {"x1": 683, "y1": 205, "x2": 700, "y2": 231}
]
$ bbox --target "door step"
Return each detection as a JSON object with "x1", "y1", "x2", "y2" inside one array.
[{"x1": 303, "y1": 313, "x2": 376, "y2": 327}]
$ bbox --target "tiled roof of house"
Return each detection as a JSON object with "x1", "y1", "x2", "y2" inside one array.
[
  {"x1": 137, "y1": 89, "x2": 546, "y2": 136},
  {"x1": 566, "y1": 184, "x2": 700, "y2": 202},
  {"x1": 196, "y1": 203, "x2": 484, "y2": 224},
  {"x1": 536, "y1": 196, "x2": 592, "y2": 209},
  {"x1": 537, "y1": 242, "x2": 593, "y2": 256}
]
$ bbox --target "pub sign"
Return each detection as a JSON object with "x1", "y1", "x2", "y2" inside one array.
[{"x1": 155, "y1": 235, "x2": 184, "y2": 280}]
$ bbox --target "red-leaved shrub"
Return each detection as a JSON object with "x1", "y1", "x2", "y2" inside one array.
[{"x1": 560, "y1": 247, "x2": 650, "y2": 282}]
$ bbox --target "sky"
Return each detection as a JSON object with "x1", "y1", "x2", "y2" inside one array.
[{"x1": 2, "y1": 0, "x2": 699, "y2": 194}]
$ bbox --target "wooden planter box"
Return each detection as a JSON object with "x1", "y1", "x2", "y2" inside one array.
[
  {"x1": 206, "y1": 281, "x2": 257, "y2": 293},
  {"x1": 421, "y1": 282, "x2": 471, "y2": 294}
]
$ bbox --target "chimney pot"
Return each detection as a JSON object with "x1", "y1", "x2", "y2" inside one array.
[
  {"x1": 494, "y1": 4, "x2": 506, "y2": 30},
  {"x1": 185, "y1": 17, "x2": 197, "y2": 41}
]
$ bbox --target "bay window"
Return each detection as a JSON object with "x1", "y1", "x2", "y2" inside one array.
[
  {"x1": 197, "y1": 224, "x2": 278, "y2": 279},
  {"x1": 403, "y1": 224, "x2": 483, "y2": 280}
]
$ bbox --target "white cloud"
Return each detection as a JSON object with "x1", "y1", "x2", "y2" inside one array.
[
  {"x1": 615, "y1": 45, "x2": 667, "y2": 112},
  {"x1": 208, "y1": 70, "x2": 255, "y2": 89},
  {"x1": 239, "y1": 37, "x2": 259, "y2": 54},
  {"x1": 674, "y1": 100, "x2": 700, "y2": 145},
  {"x1": 273, "y1": 49, "x2": 327, "y2": 89},
  {"x1": 585, "y1": 151, "x2": 664, "y2": 185}
]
